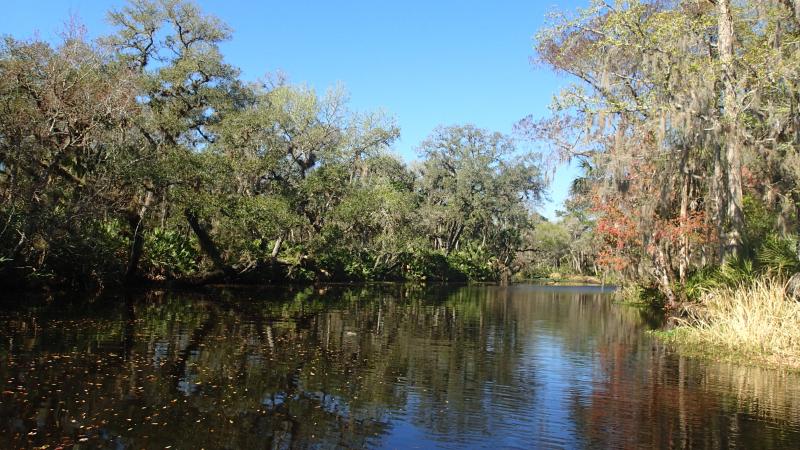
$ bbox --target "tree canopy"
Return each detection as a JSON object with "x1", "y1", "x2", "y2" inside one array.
[
  {"x1": 0, "y1": 0, "x2": 546, "y2": 288},
  {"x1": 524, "y1": 0, "x2": 800, "y2": 304}
]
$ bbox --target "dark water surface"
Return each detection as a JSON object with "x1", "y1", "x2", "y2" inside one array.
[{"x1": 1, "y1": 284, "x2": 799, "y2": 449}]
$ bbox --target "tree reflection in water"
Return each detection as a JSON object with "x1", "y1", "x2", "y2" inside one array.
[{"x1": 0, "y1": 285, "x2": 798, "y2": 448}]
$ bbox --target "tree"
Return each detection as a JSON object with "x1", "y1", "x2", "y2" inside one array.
[
  {"x1": 527, "y1": 0, "x2": 800, "y2": 305},
  {"x1": 416, "y1": 125, "x2": 543, "y2": 280},
  {"x1": 0, "y1": 0, "x2": 549, "y2": 287},
  {"x1": 0, "y1": 29, "x2": 138, "y2": 283},
  {"x1": 103, "y1": 0, "x2": 247, "y2": 280},
  {"x1": 716, "y1": 0, "x2": 744, "y2": 257}
]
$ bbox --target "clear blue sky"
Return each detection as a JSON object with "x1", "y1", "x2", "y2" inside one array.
[{"x1": 1, "y1": 0, "x2": 585, "y2": 219}]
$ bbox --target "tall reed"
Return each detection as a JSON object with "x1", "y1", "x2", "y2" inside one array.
[{"x1": 674, "y1": 278, "x2": 800, "y2": 369}]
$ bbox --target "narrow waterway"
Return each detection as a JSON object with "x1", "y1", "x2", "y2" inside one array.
[{"x1": 1, "y1": 284, "x2": 798, "y2": 448}]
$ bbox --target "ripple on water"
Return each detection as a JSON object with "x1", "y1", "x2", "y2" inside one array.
[{"x1": 0, "y1": 285, "x2": 798, "y2": 449}]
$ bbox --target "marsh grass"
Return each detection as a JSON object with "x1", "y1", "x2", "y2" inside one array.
[{"x1": 658, "y1": 278, "x2": 800, "y2": 370}]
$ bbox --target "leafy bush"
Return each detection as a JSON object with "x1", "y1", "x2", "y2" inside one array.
[
  {"x1": 142, "y1": 228, "x2": 199, "y2": 278},
  {"x1": 615, "y1": 283, "x2": 664, "y2": 306},
  {"x1": 25, "y1": 219, "x2": 130, "y2": 286},
  {"x1": 402, "y1": 249, "x2": 463, "y2": 282},
  {"x1": 447, "y1": 244, "x2": 498, "y2": 281},
  {"x1": 756, "y1": 234, "x2": 800, "y2": 276},
  {"x1": 312, "y1": 248, "x2": 387, "y2": 281},
  {"x1": 742, "y1": 195, "x2": 778, "y2": 255},
  {"x1": 681, "y1": 234, "x2": 798, "y2": 301}
]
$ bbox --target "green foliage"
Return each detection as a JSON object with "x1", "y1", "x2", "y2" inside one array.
[
  {"x1": 742, "y1": 195, "x2": 777, "y2": 252},
  {"x1": 756, "y1": 235, "x2": 800, "y2": 276},
  {"x1": 447, "y1": 244, "x2": 498, "y2": 281},
  {"x1": 615, "y1": 284, "x2": 664, "y2": 308},
  {"x1": 681, "y1": 258, "x2": 755, "y2": 301},
  {"x1": 681, "y1": 234, "x2": 799, "y2": 301},
  {"x1": 516, "y1": 203, "x2": 598, "y2": 279},
  {"x1": 416, "y1": 125, "x2": 543, "y2": 269},
  {"x1": 531, "y1": 0, "x2": 800, "y2": 302},
  {"x1": 56, "y1": 220, "x2": 132, "y2": 285},
  {"x1": 0, "y1": 1, "x2": 543, "y2": 287},
  {"x1": 11, "y1": 219, "x2": 132, "y2": 287},
  {"x1": 402, "y1": 250, "x2": 460, "y2": 282},
  {"x1": 680, "y1": 267, "x2": 720, "y2": 301},
  {"x1": 714, "y1": 257, "x2": 757, "y2": 288},
  {"x1": 142, "y1": 228, "x2": 199, "y2": 277}
]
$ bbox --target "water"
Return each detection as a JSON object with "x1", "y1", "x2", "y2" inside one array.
[{"x1": 0, "y1": 284, "x2": 798, "y2": 449}]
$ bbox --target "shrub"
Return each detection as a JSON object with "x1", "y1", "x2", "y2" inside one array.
[
  {"x1": 680, "y1": 234, "x2": 799, "y2": 301},
  {"x1": 447, "y1": 244, "x2": 498, "y2": 281},
  {"x1": 756, "y1": 234, "x2": 800, "y2": 276},
  {"x1": 142, "y1": 228, "x2": 200, "y2": 278},
  {"x1": 402, "y1": 249, "x2": 463, "y2": 282},
  {"x1": 34, "y1": 219, "x2": 130, "y2": 286}
]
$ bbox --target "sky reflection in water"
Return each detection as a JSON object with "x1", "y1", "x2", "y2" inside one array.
[{"x1": 0, "y1": 284, "x2": 798, "y2": 449}]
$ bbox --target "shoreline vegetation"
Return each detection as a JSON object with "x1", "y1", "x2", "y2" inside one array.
[
  {"x1": 0, "y1": 0, "x2": 599, "y2": 293},
  {"x1": 0, "y1": 0, "x2": 547, "y2": 291},
  {"x1": 527, "y1": 0, "x2": 800, "y2": 373},
  {"x1": 524, "y1": 274, "x2": 606, "y2": 286},
  {"x1": 635, "y1": 231, "x2": 800, "y2": 371},
  {"x1": 653, "y1": 279, "x2": 800, "y2": 372},
  {"x1": 3, "y1": 0, "x2": 800, "y2": 372}
]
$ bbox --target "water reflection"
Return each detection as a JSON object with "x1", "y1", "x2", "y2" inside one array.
[{"x1": 0, "y1": 285, "x2": 798, "y2": 449}]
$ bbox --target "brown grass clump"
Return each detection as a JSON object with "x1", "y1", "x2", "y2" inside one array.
[{"x1": 670, "y1": 278, "x2": 800, "y2": 370}]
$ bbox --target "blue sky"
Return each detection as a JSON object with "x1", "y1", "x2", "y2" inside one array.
[{"x1": 1, "y1": 0, "x2": 584, "y2": 219}]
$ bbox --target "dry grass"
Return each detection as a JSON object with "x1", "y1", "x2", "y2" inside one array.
[{"x1": 668, "y1": 278, "x2": 800, "y2": 370}]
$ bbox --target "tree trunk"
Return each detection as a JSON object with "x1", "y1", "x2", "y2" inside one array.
[
  {"x1": 710, "y1": 145, "x2": 726, "y2": 262},
  {"x1": 654, "y1": 245, "x2": 678, "y2": 309},
  {"x1": 270, "y1": 232, "x2": 285, "y2": 259},
  {"x1": 678, "y1": 159, "x2": 690, "y2": 284},
  {"x1": 718, "y1": 0, "x2": 745, "y2": 258},
  {"x1": 446, "y1": 223, "x2": 464, "y2": 256},
  {"x1": 499, "y1": 268, "x2": 511, "y2": 285},
  {"x1": 124, "y1": 190, "x2": 153, "y2": 284},
  {"x1": 185, "y1": 209, "x2": 234, "y2": 277}
]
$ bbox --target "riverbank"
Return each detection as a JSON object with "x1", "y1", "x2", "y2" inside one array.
[
  {"x1": 522, "y1": 273, "x2": 606, "y2": 286},
  {"x1": 652, "y1": 278, "x2": 800, "y2": 372}
]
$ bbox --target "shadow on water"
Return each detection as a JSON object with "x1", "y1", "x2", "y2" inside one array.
[{"x1": 0, "y1": 284, "x2": 798, "y2": 448}]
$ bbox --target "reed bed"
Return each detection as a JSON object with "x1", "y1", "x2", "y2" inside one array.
[{"x1": 668, "y1": 278, "x2": 800, "y2": 370}]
